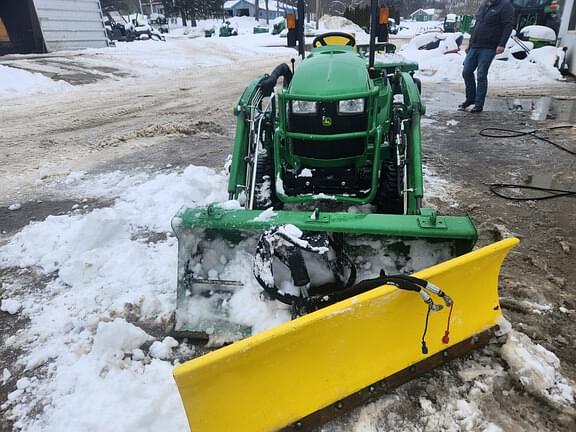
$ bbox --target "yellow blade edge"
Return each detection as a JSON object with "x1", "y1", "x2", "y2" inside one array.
[{"x1": 173, "y1": 238, "x2": 519, "y2": 432}]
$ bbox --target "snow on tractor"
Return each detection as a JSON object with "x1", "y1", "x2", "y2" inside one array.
[{"x1": 171, "y1": 1, "x2": 518, "y2": 430}]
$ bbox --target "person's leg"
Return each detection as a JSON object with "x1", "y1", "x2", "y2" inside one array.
[
  {"x1": 462, "y1": 48, "x2": 479, "y2": 104},
  {"x1": 474, "y1": 48, "x2": 496, "y2": 108}
]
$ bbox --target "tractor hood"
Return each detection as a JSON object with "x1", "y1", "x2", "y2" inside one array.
[{"x1": 288, "y1": 46, "x2": 370, "y2": 98}]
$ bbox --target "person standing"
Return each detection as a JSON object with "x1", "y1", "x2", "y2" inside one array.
[{"x1": 459, "y1": 0, "x2": 515, "y2": 113}]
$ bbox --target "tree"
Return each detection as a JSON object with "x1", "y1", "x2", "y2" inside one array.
[
  {"x1": 265, "y1": 0, "x2": 270, "y2": 24},
  {"x1": 255, "y1": 0, "x2": 260, "y2": 21}
]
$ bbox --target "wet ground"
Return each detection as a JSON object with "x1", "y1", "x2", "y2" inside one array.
[
  {"x1": 0, "y1": 52, "x2": 575, "y2": 431},
  {"x1": 423, "y1": 84, "x2": 576, "y2": 377}
]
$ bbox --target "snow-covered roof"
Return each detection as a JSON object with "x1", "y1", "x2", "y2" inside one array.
[
  {"x1": 410, "y1": 8, "x2": 435, "y2": 17},
  {"x1": 224, "y1": 0, "x2": 295, "y2": 10}
]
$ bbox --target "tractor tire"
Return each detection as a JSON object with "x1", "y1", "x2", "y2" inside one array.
[
  {"x1": 253, "y1": 152, "x2": 283, "y2": 210},
  {"x1": 375, "y1": 161, "x2": 404, "y2": 215}
]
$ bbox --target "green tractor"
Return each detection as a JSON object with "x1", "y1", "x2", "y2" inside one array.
[
  {"x1": 172, "y1": 1, "x2": 478, "y2": 340},
  {"x1": 171, "y1": 5, "x2": 520, "y2": 428}
]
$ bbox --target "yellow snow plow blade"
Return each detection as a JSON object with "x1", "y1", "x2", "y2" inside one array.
[{"x1": 173, "y1": 238, "x2": 518, "y2": 431}]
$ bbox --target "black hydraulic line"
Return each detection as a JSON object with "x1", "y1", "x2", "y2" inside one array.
[
  {"x1": 259, "y1": 63, "x2": 293, "y2": 96},
  {"x1": 479, "y1": 125, "x2": 576, "y2": 156},
  {"x1": 488, "y1": 183, "x2": 576, "y2": 201},
  {"x1": 480, "y1": 125, "x2": 575, "y2": 201}
]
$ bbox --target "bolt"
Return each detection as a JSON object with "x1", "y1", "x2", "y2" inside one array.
[{"x1": 336, "y1": 402, "x2": 344, "y2": 410}]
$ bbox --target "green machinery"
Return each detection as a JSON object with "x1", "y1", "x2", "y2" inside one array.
[
  {"x1": 219, "y1": 20, "x2": 238, "y2": 37},
  {"x1": 172, "y1": 1, "x2": 478, "y2": 340}
]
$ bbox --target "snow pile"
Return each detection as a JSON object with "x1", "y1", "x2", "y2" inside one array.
[
  {"x1": 501, "y1": 330, "x2": 575, "y2": 410},
  {"x1": 0, "y1": 165, "x2": 231, "y2": 431},
  {"x1": 349, "y1": 350, "x2": 508, "y2": 431},
  {"x1": 396, "y1": 32, "x2": 564, "y2": 83},
  {"x1": 319, "y1": 15, "x2": 366, "y2": 36},
  {"x1": 0, "y1": 65, "x2": 72, "y2": 98},
  {"x1": 396, "y1": 20, "x2": 444, "y2": 38},
  {"x1": 520, "y1": 25, "x2": 557, "y2": 42}
]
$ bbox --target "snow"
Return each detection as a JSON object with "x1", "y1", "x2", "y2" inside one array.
[
  {"x1": 253, "y1": 207, "x2": 277, "y2": 222},
  {"x1": 8, "y1": 203, "x2": 22, "y2": 211},
  {"x1": 0, "y1": 165, "x2": 230, "y2": 431},
  {"x1": 501, "y1": 330, "x2": 575, "y2": 409},
  {"x1": 397, "y1": 20, "x2": 444, "y2": 38},
  {"x1": 394, "y1": 32, "x2": 564, "y2": 84},
  {"x1": 149, "y1": 337, "x2": 179, "y2": 360},
  {"x1": 0, "y1": 299, "x2": 21, "y2": 314},
  {"x1": 520, "y1": 25, "x2": 557, "y2": 42},
  {"x1": 0, "y1": 65, "x2": 72, "y2": 98}
]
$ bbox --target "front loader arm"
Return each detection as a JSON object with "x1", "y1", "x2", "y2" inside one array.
[
  {"x1": 397, "y1": 71, "x2": 426, "y2": 209},
  {"x1": 227, "y1": 76, "x2": 267, "y2": 198}
]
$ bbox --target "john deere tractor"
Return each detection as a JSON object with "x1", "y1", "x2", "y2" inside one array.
[{"x1": 171, "y1": 3, "x2": 518, "y2": 430}]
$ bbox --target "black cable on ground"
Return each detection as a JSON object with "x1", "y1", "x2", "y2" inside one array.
[
  {"x1": 480, "y1": 125, "x2": 576, "y2": 200},
  {"x1": 479, "y1": 125, "x2": 576, "y2": 156},
  {"x1": 488, "y1": 183, "x2": 576, "y2": 201}
]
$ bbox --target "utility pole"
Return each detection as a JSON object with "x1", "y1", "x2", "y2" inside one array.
[{"x1": 315, "y1": 0, "x2": 321, "y2": 29}]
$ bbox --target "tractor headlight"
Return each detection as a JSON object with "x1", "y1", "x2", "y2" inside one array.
[
  {"x1": 338, "y1": 98, "x2": 365, "y2": 114},
  {"x1": 291, "y1": 100, "x2": 317, "y2": 115}
]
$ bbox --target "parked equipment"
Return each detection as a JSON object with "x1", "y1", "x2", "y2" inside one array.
[
  {"x1": 172, "y1": 1, "x2": 518, "y2": 429},
  {"x1": 219, "y1": 20, "x2": 238, "y2": 37}
]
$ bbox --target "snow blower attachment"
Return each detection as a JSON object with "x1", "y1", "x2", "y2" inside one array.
[{"x1": 172, "y1": 1, "x2": 519, "y2": 428}]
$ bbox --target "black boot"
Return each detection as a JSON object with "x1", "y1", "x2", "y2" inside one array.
[
  {"x1": 458, "y1": 100, "x2": 474, "y2": 110},
  {"x1": 470, "y1": 106, "x2": 483, "y2": 113}
]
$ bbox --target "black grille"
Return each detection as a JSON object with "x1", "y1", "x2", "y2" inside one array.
[
  {"x1": 288, "y1": 100, "x2": 367, "y2": 159},
  {"x1": 292, "y1": 138, "x2": 365, "y2": 158}
]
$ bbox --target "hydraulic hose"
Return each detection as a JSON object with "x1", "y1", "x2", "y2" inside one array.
[{"x1": 259, "y1": 64, "x2": 293, "y2": 96}]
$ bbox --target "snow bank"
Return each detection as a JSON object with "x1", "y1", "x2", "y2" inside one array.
[
  {"x1": 396, "y1": 32, "x2": 563, "y2": 83},
  {"x1": 501, "y1": 330, "x2": 575, "y2": 410},
  {"x1": 0, "y1": 65, "x2": 72, "y2": 98},
  {"x1": 0, "y1": 165, "x2": 231, "y2": 431},
  {"x1": 319, "y1": 15, "x2": 366, "y2": 35}
]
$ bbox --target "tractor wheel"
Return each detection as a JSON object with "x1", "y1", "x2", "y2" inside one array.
[
  {"x1": 375, "y1": 161, "x2": 404, "y2": 214},
  {"x1": 253, "y1": 152, "x2": 283, "y2": 210}
]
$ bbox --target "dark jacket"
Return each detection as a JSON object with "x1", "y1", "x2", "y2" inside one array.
[{"x1": 470, "y1": 0, "x2": 515, "y2": 49}]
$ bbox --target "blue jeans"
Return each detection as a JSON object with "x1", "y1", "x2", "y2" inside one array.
[{"x1": 462, "y1": 48, "x2": 496, "y2": 108}]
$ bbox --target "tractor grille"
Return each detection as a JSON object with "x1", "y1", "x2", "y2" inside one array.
[
  {"x1": 288, "y1": 101, "x2": 368, "y2": 159},
  {"x1": 288, "y1": 101, "x2": 368, "y2": 135},
  {"x1": 292, "y1": 138, "x2": 365, "y2": 158}
]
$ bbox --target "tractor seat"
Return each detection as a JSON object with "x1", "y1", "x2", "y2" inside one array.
[{"x1": 312, "y1": 32, "x2": 356, "y2": 48}]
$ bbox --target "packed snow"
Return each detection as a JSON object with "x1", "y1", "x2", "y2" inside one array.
[{"x1": 0, "y1": 65, "x2": 72, "y2": 98}]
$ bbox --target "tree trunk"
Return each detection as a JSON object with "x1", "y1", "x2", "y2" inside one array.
[
  {"x1": 265, "y1": 0, "x2": 269, "y2": 24},
  {"x1": 255, "y1": 0, "x2": 259, "y2": 21},
  {"x1": 180, "y1": 7, "x2": 187, "y2": 27}
]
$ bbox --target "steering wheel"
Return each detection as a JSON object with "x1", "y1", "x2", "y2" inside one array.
[{"x1": 312, "y1": 32, "x2": 356, "y2": 48}]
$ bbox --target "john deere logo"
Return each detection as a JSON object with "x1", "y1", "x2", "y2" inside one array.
[{"x1": 321, "y1": 116, "x2": 332, "y2": 127}]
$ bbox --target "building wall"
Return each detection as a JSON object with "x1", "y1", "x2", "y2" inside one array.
[{"x1": 33, "y1": 0, "x2": 108, "y2": 51}]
